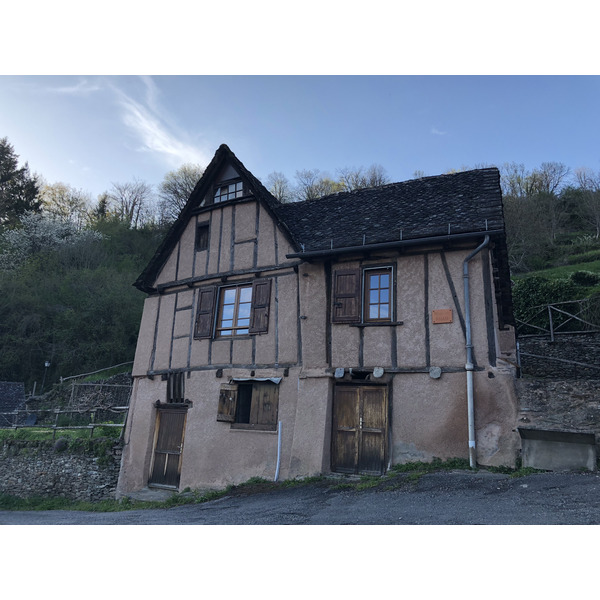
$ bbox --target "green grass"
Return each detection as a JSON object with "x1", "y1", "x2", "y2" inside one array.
[
  {"x1": 0, "y1": 458, "x2": 543, "y2": 512},
  {"x1": 515, "y1": 259, "x2": 600, "y2": 288},
  {"x1": 79, "y1": 363, "x2": 133, "y2": 383},
  {"x1": 0, "y1": 426, "x2": 121, "y2": 443}
]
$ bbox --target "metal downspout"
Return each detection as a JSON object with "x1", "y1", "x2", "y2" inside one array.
[{"x1": 463, "y1": 235, "x2": 490, "y2": 468}]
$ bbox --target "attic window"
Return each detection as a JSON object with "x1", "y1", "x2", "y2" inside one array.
[
  {"x1": 196, "y1": 222, "x2": 209, "y2": 251},
  {"x1": 214, "y1": 180, "x2": 244, "y2": 203}
]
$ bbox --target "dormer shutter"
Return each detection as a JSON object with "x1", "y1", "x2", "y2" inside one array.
[
  {"x1": 249, "y1": 278, "x2": 272, "y2": 334},
  {"x1": 332, "y1": 269, "x2": 361, "y2": 323},
  {"x1": 194, "y1": 286, "x2": 217, "y2": 339}
]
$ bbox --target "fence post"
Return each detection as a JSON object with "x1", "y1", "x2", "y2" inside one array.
[{"x1": 548, "y1": 305, "x2": 555, "y2": 342}]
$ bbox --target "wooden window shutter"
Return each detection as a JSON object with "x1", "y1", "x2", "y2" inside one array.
[
  {"x1": 332, "y1": 269, "x2": 361, "y2": 323},
  {"x1": 249, "y1": 278, "x2": 272, "y2": 334},
  {"x1": 217, "y1": 383, "x2": 238, "y2": 422},
  {"x1": 194, "y1": 286, "x2": 217, "y2": 339},
  {"x1": 167, "y1": 372, "x2": 185, "y2": 403},
  {"x1": 250, "y1": 383, "x2": 278, "y2": 429}
]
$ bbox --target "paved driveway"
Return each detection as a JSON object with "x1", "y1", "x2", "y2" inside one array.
[{"x1": 2, "y1": 470, "x2": 600, "y2": 525}]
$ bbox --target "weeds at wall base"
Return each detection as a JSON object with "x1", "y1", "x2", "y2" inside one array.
[{"x1": 0, "y1": 458, "x2": 543, "y2": 512}]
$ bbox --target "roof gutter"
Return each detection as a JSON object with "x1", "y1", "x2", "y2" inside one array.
[{"x1": 285, "y1": 229, "x2": 502, "y2": 260}]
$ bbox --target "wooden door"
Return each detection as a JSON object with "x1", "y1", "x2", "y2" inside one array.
[
  {"x1": 332, "y1": 385, "x2": 387, "y2": 475},
  {"x1": 149, "y1": 407, "x2": 187, "y2": 488}
]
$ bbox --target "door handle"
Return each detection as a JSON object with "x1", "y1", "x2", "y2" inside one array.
[{"x1": 359, "y1": 417, "x2": 363, "y2": 429}]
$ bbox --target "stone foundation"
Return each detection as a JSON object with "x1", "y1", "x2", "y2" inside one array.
[{"x1": 0, "y1": 439, "x2": 122, "y2": 502}]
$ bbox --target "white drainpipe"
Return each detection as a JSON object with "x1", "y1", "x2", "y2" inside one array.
[
  {"x1": 274, "y1": 421, "x2": 282, "y2": 481},
  {"x1": 463, "y1": 235, "x2": 489, "y2": 468}
]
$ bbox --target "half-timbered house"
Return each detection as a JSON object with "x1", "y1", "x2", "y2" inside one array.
[{"x1": 117, "y1": 144, "x2": 519, "y2": 495}]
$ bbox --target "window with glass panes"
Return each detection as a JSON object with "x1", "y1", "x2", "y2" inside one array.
[
  {"x1": 364, "y1": 268, "x2": 392, "y2": 322},
  {"x1": 216, "y1": 285, "x2": 253, "y2": 336},
  {"x1": 214, "y1": 180, "x2": 244, "y2": 203}
]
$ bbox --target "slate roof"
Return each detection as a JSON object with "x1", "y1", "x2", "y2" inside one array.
[
  {"x1": 134, "y1": 145, "x2": 513, "y2": 326},
  {"x1": 275, "y1": 168, "x2": 504, "y2": 253}
]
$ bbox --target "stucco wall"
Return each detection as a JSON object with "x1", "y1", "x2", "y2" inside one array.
[{"x1": 119, "y1": 207, "x2": 519, "y2": 494}]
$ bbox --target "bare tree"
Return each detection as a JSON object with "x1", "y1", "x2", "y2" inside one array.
[
  {"x1": 534, "y1": 162, "x2": 571, "y2": 195},
  {"x1": 337, "y1": 164, "x2": 389, "y2": 191},
  {"x1": 266, "y1": 171, "x2": 293, "y2": 202},
  {"x1": 158, "y1": 163, "x2": 204, "y2": 223},
  {"x1": 107, "y1": 179, "x2": 154, "y2": 228},
  {"x1": 575, "y1": 167, "x2": 600, "y2": 238},
  {"x1": 294, "y1": 169, "x2": 344, "y2": 201}
]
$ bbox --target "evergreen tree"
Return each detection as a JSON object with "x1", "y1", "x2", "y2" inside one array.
[{"x1": 0, "y1": 137, "x2": 41, "y2": 227}]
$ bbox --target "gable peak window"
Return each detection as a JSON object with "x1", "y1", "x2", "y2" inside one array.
[{"x1": 214, "y1": 179, "x2": 244, "y2": 203}]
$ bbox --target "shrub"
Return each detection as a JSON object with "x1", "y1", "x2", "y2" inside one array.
[{"x1": 569, "y1": 270, "x2": 600, "y2": 286}]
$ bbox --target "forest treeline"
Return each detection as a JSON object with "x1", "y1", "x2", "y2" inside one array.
[{"x1": 1, "y1": 137, "x2": 600, "y2": 390}]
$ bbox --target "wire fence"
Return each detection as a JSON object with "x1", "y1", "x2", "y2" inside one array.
[
  {"x1": 516, "y1": 298, "x2": 600, "y2": 339},
  {"x1": 0, "y1": 381, "x2": 133, "y2": 439}
]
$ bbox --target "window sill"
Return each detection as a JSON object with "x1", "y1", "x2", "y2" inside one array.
[
  {"x1": 349, "y1": 321, "x2": 404, "y2": 328},
  {"x1": 230, "y1": 423, "x2": 278, "y2": 432}
]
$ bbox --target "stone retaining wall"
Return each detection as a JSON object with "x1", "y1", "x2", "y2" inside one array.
[
  {"x1": 0, "y1": 439, "x2": 122, "y2": 502},
  {"x1": 517, "y1": 378, "x2": 600, "y2": 459},
  {"x1": 518, "y1": 332, "x2": 600, "y2": 378}
]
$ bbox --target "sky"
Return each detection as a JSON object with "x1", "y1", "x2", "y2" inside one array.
[{"x1": 1, "y1": 75, "x2": 599, "y2": 202}]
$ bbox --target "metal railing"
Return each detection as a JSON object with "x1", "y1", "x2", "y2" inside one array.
[
  {"x1": 516, "y1": 298, "x2": 600, "y2": 339},
  {"x1": 0, "y1": 406, "x2": 130, "y2": 439}
]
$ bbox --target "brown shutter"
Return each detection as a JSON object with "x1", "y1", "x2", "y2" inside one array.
[
  {"x1": 332, "y1": 269, "x2": 361, "y2": 323},
  {"x1": 249, "y1": 278, "x2": 272, "y2": 334},
  {"x1": 217, "y1": 383, "x2": 238, "y2": 422},
  {"x1": 194, "y1": 286, "x2": 217, "y2": 339},
  {"x1": 250, "y1": 382, "x2": 278, "y2": 429}
]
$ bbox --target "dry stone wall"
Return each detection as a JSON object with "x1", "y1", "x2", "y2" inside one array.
[
  {"x1": 0, "y1": 439, "x2": 122, "y2": 501},
  {"x1": 518, "y1": 332, "x2": 600, "y2": 379}
]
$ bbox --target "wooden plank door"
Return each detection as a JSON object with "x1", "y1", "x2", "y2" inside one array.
[
  {"x1": 149, "y1": 407, "x2": 187, "y2": 488},
  {"x1": 332, "y1": 385, "x2": 387, "y2": 475}
]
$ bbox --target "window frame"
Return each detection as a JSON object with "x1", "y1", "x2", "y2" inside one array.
[
  {"x1": 215, "y1": 284, "x2": 253, "y2": 338},
  {"x1": 213, "y1": 178, "x2": 245, "y2": 203},
  {"x1": 362, "y1": 266, "x2": 393, "y2": 323},
  {"x1": 331, "y1": 264, "x2": 395, "y2": 325},
  {"x1": 194, "y1": 278, "x2": 272, "y2": 340}
]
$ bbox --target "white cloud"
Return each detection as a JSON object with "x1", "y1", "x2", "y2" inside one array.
[
  {"x1": 111, "y1": 77, "x2": 210, "y2": 168},
  {"x1": 431, "y1": 127, "x2": 448, "y2": 136},
  {"x1": 46, "y1": 78, "x2": 102, "y2": 95}
]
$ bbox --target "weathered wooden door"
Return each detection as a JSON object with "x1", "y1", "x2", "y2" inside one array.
[
  {"x1": 332, "y1": 385, "x2": 388, "y2": 475},
  {"x1": 149, "y1": 407, "x2": 187, "y2": 488}
]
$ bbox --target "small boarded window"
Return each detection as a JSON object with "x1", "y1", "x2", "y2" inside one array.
[
  {"x1": 166, "y1": 372, "x2": 186, "y2": 403},
  {"x1": 217, "y1": 381, "x2": 279, "y2": 431},
  {"x1": 195, "y1": 222, "x2": 209, "y2": 251}
]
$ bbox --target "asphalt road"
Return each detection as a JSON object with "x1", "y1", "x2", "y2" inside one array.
[{"x1": 2, "y1": 470, "x2": 600, "y2": 525}]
